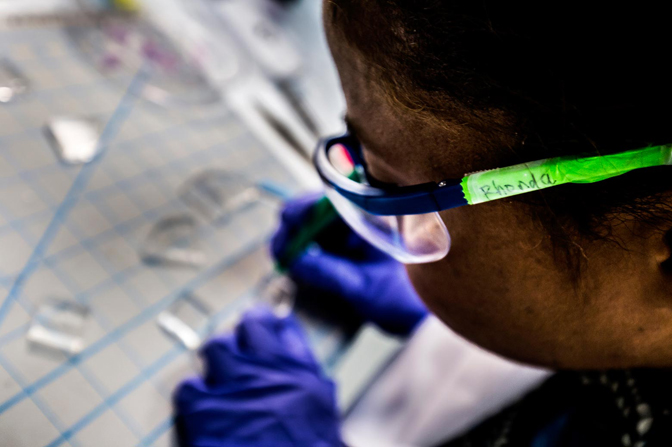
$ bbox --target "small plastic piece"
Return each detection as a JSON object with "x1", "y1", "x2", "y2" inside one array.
[
  {"x1": 141, "y1": 214, "x2": 206, "y2": 268},
  {"x1": 179, "y1": 170, "x2": 261, "y2": 223},
  {"x1": 27, "y1": 300, "x2": 89, "y2": 356},
  {"x1": 45, "y1": 116, "x2": 102, "y2": 165},
  {"x1": 0, "y1": 58, "x2": 29, "y2": 103},
  {"x1": 157, "y1": 293, "x2": 213, "y2": 350},
  {"x1": 256, "y1": 274, "x2": 296, "y2": 318}
]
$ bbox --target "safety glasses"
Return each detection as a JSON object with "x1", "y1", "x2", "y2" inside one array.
[{"x1": 314, "y1": 131, "x2": 672, "y2": 264}]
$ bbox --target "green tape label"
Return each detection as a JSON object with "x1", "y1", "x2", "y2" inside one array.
[{"x1": 462, "y1": 145, "x2": 672, "y2": 205}]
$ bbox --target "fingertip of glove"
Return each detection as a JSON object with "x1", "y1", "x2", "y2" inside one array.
[
  {"x1": 244, "y1": 305, "x2": 306, "y2": 344},
  {"x1": 272, "y1": 194, "x2": 320, "y2": 259},
  {"x1": 173, "y1": 376, "x2": 206, "y2": 407},
  {"x1": 288, "y1": 248, "x2": 322, "y2": 278},
  {"x1": 200, "y1": 333, "x2": 234, "y2": 353},
  {"x1": 239, "y1": 306, "x2": 282, "y2": 328},
  {"x1": 270, "y1": 225, "x2": 289, "y2": 261},
  {"x1": 235, "y1": 307, "x2": 286, "y2": 354},
  {"x1": 280, "y1": 193, "x2": 321, "y2": 223},
  {"x1": 199, "y1": 333, "x2": 239, "y2": 368},
  {"x1": 237, "y1": 306, "x2": 305, "y2": 344}
]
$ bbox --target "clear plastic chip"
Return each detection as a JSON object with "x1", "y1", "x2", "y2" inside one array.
[
  {"x1": 0, "y1": 59, "x2": 29, "y2": 103},
  {"x1": 179, "y1": 170, "x2": 261, "y2": 223},
  {"x1": 141, "y1": 214, "x2": 206, "y2": 268},
  {"x1": 256, "y1": 274, "x2": 296, "y2": 318},
  {"x1": 157, "y1": 293, "x2": 214, "y2": 350},
  {"x1": 46, "y1": 116, "x2": 103, "y2": 165},
  {"x1": 27, "y1": 300, "x2": 89, "y2": 356}
]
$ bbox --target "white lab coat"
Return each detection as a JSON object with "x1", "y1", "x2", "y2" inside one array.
[{"x1": 342, "y1": 316, "x2": 552, "y2": 447}]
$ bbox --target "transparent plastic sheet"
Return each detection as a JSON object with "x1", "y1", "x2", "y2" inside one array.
[{"x1": 66, "y1": 16, "x2": 222, "y2": 107}]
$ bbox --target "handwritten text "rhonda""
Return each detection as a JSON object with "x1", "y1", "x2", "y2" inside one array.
[{"x1": 479, "y1": 173, "x2": 557, "y2": 201}]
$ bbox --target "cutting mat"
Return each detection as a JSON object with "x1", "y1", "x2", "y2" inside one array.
[{"x1": 0, "y1": 24, "x2": 348, "y2": 447}]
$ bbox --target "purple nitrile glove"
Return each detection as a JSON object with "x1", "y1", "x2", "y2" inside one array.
[
  {"x1": 272, "y1": 193, "x2": 429, "y2": 337},
  {"x1": 174, "y1": 307, "x2": 342, "y2": 447}
]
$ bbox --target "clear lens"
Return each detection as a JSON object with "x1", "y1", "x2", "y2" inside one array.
[
  {"x1": 324, "y1": 185, "x2": 450, "y2": 264},
  {"x1": 321, "y1": 141, "x2": 451, "y2": 263}
]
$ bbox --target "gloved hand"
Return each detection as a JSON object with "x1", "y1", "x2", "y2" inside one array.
[
  {"x1": 174, "y1": 307, "x2": 342, "y2": 447},
  {"x1": 272, "y1": 194, "x2": 429, "y2": 336}
]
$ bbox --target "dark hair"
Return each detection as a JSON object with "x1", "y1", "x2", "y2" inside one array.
[{"x1": 328, "y1": 0, "x2": 672, "y2": 268}]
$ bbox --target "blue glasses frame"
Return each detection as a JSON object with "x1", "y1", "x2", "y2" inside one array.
[{"x1": 314, "y1": 132, "x2": 468, "y2": 216}]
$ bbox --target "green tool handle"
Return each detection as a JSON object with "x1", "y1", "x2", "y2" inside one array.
[{"x1": 275, "y1": 196, "x2": 338, "y2": 273}]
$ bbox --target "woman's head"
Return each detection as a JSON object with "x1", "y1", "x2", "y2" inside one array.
[{"x1": 323, "y1": 0, "x2": 672, "y2": 368}]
